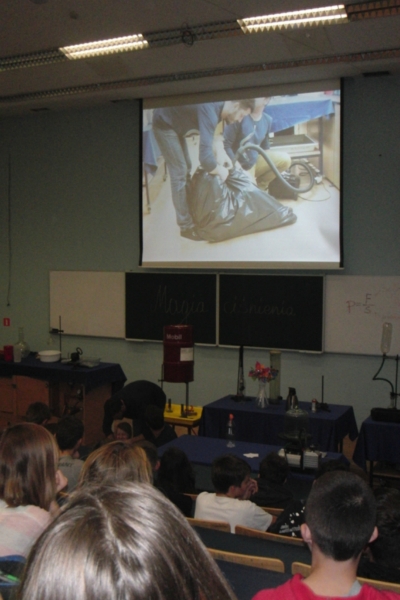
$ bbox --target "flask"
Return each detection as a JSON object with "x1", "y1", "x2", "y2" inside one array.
[
  {"x1": 381, "y1": 322, "x2": 393, "y2": 355},
  {"x1": 226, "y1": 413, "x2": 236, "y2": 448},
  {"x1": 14, "y1": 327, "x2": 30, "y2": 359},
  {"x1": 286, "y1": 387, "x2": 299, "y2": 411}
]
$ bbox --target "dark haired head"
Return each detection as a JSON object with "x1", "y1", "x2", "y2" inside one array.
[
  {"x1": 369, "y1": 486, "x2": 400, "y2": 569},
  {"x1": 259, "y1": 452, "x2": 289, "y2": 484},
  {"x1": 157, "y1": 447, "x2": 195, "y2": 493},
  {"x1": 305, "y1": 471, "x2": 376, "y2": 561},
  {"x1": 115, "y1": 421, "x2": 132, "y2": 440},
  {"x1": 56, "y1": 417, "x2": 84, "y2": 451},
  {"x1": 211, "y1": 454, "x2": 251, "y2": 494},
  {"x1": 144, "y1": 405, "x2": 164, "y2": 431},
  {"x1": 134, "y1": 440, "x2": 159, "y2": 471},
  {"x1": 17, "y1": 483, "x2": 236, "y2": 600},
  {"x1": 25, "y1": 402, "x2": 51, "y2": 425}
]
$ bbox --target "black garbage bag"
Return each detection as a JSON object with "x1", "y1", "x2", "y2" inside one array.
[{"x1": 188, "y1": 167, "x2": 296, "y2": 243}]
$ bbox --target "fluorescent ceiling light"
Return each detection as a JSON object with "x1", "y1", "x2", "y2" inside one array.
[
  {"x1": 60, "y1": 34, "x2": 148, "y2": 59},
  {"x1": 238, "y1": 5, "x2": 348, "y2": 32}
]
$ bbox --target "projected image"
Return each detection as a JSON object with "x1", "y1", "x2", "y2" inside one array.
[{"x1": 142, "y1": 89, "x2": 341, "y2": 269}]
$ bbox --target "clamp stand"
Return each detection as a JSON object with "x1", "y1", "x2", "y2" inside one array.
[{"x1": 159, "y1": 366, "x2": 197, "y2": 418}]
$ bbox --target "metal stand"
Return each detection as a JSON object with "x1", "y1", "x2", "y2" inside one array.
[
  {"x1": 159, "y1": 366, "x2": 196, "y2": 418},
  {"x1": 373, "y1": 353, "x2": 400, "y2": 408},
  {"x1": 49, "y1": 315, "x2": 64, "y2": 357}
]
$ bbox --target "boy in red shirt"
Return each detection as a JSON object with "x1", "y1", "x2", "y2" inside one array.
[{"x1": 253, "y1": 471, "x2": 399, "y2": 600}]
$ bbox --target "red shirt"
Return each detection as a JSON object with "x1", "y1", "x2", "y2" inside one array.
[{"x1": 252, "y1": 574, "x2": 400, "y2": 600}]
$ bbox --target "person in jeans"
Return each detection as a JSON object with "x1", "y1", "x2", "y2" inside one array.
[{"x1": 152, "y1": 99, "x2": 255, "y2": 241}]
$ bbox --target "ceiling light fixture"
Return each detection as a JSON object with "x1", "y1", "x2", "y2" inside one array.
[
  {"x1": 238, "y1": 5, "x2": 348, "y2": 33},
  {"x1": 59, "y1": 34, "x2": 148, "y2": 59}
]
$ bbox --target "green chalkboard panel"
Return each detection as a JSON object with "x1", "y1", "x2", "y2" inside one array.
[
  {"x1": 219, "y1": 275, "x2": 323, "y2": 351},
  {"x1": 125, "y1": 273, "x2": 217, "y2": 344}
]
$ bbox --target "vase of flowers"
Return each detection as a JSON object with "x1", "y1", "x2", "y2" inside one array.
[{"x1": 248, "y1": 362, "x2": 279, "y2": 409}]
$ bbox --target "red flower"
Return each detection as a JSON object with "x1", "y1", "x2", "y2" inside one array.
[{"x1": 248, "y1": 362, "x2": 278, "y2": 382}]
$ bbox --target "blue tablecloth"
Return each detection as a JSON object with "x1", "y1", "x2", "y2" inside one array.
[
  {"x1": 0, "y1": 354, "x2": 126, "y2": 394},
  {"x1": 159, "y1": 435, "x2": 349, "y2": 476},
  {"x1": 266, "y1": 96, "x2": 335, "y2": 133},
  {"x1": 198, "y1": 397, "x2": 358, "y2": 453},
  {"x1": 352, "y1": 417, "x2": 400, "y2": 471}
]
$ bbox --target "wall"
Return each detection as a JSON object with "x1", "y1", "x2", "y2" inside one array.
[{"x1": 0, "y1": 76, "x2": 400, "y2": 429}]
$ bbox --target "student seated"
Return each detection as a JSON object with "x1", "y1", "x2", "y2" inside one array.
[
  {"x1": 253, "y1": 470, "x2": 400, "y2": 600},
  {"x1": 56, "y1": 416, "x2": 84, "y2": 492},
  {"x1": 195, "y1": 454, "x2": 273, "y2": 533},
  {"x1": 102, "y1": 380, "x2": 166, "y2": 438},
  {"x1": 269, "y1": 458, "x2": 349, "y2": 538},
  {"x1": 133, "y1": 440, "x2": 160, "y2": 474},
  {"x1": 78, "y1": 441, "x2": 153, "y2": 488},
  {"x1": 358, "y1": 486, "x2": 400, "y2": 584},
  {"x1": 156, "y1": 447, "x2": 196, "y2": 517},
  {"x1": 25, "y1": 402, "x2": 52, "y2": 425},
  {"x1": 0, "y1": 423, "x2": 67, "y2": 557},
  {"x1": 250, "y1": 451, "x2": 294, "y2": 509},
  {"x1": 114, "y1": 421, "x2": 132, "y2": 441},
  {"x1": 140, "y1": 405, "x2": 177, "y2": 448},
  {"x1": 17, "y1": 483, "x2": 237, "y2": 600}
]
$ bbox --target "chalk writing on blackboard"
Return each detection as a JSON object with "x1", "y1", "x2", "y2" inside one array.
[
  {"x1": 125, "y1": 273, "x2": 217, "y2": 344},
  {"x1": 153, "y1": 285, "x2": 208, "y2": 322},
  {"x1": 219, "y1": 274, "x2": 323, "y2": 351},
  {"x1": 222, "y1": 297, "x2": 295, "y2": 317}
]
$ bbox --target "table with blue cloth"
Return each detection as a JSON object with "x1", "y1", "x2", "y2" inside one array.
[
  {"x1": 159, "y1": 435, "x2": 348, "y2": 473},
  {"x1": 266, "y1": 94, "x2": 335, "y2": 133},
  {"x1": 0, "y1": 354, "x2": 126, "y2": 445},
  {"x1": 352, "y1": 416, "x2": 400, "y2": 485},
  {"x1": 0, "y1": 353, "x2": 126, "y2": 393},
  {"x1": 198, "y1": 397, "x2": 358, "y2": 453},
  {"x1": 159, "y1": 435, "x2": 349, "y2": 496}
]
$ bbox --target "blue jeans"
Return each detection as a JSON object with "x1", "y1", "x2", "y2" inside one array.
[{"x1": 153, "y1": 126, "x2": 194, "y2": 230}]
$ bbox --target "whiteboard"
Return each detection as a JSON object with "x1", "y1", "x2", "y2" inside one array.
[
  {"x1": 50, "y1": 271, "x2": 125, "y2": 338},
  {"x1": 325, "y1": 276, "x2": 400, "y2": 356}
]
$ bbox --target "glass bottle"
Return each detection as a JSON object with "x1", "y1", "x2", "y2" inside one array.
[
  {"x1": 226, "y1": 413, "x2": 236, "y2": 447},
  {"x1": 14, "y1": 327, "x2": 30, "y2": 359}
]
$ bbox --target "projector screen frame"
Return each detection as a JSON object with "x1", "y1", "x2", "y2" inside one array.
[{"x1": 140, "y1": 79, "x2": 343, "y2": 270}]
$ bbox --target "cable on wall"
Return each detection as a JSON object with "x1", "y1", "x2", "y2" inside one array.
[{"x1": 6, "y1": 152, "x2": 12, "y2": 307}]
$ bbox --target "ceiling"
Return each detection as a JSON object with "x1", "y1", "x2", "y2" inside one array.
[{"x1": 0, "y1": 0, "x2": 399, "y2": 116}]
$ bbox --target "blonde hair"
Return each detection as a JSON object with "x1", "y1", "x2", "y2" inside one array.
[
  {"x1": 0, "y1": 423, "x2": 58, "y2": 511},
  {"x1": 79, "y1": 441, "x2": 152, "y2": 487}
]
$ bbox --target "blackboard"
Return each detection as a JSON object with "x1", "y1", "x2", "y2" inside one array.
[
  {"x1": 219, "y1": 274, "x2": 324, "y2": 351},
  {"x1": 125, "y1": 273, "x2": 217, "y2": 344},
  {"x1": 325, "y1": 276, "x2": 400, "y2": 356}
]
